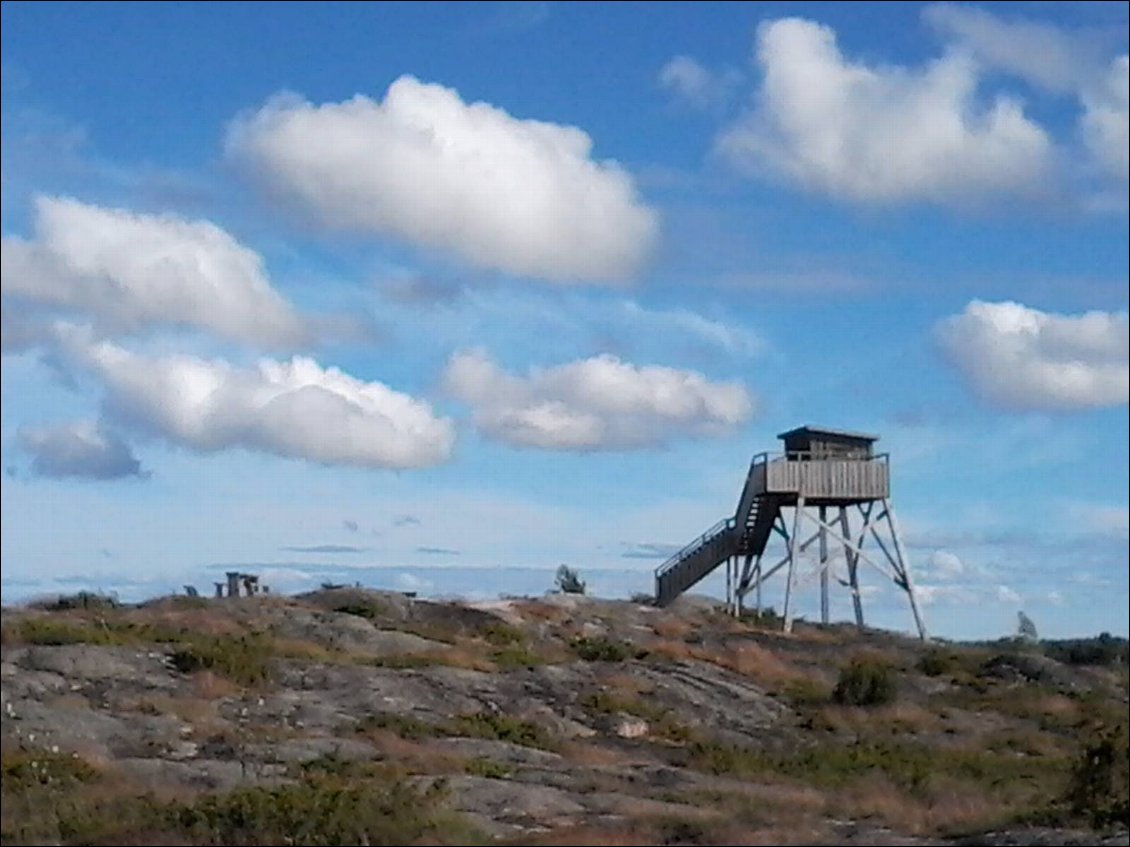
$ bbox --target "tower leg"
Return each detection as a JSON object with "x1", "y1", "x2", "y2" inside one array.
[
  {"x1": 881, "y1": 499, "x2": 928, "y2": 640},
  {"x1": 840, "y1": 506, "x2": 865, "y2": 628},
  {"x1": 726, "y1": 554, "x2": 733, "y2": 615},
  {"x1": 782, "y1": 496, "x2": 805, "y2": 634},
  {"x1": 819, "y1": 505, "x2": 829, "y2": 625}
]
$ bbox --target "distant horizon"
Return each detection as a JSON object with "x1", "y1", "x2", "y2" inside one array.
[{"x1": 4, "y1": 558, "x2": 1124, "y2": 644}]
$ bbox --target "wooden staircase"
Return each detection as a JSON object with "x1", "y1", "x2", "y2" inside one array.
[{"x1": 654, "y1": 458, "x2": 781, "y2": 606}]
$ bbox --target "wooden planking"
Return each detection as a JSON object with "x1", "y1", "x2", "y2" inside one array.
[{"x1": 765, "y1": 459, "x2": 888, "y2": 499}]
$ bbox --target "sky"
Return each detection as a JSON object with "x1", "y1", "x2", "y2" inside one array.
[{"x1": 1, "y1": 1, "x2": 1126, "y2": 641}]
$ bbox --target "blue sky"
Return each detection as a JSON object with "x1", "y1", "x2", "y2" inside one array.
[{"x1": 1, "y1": 1, "x2": 1126, "y2": 641}]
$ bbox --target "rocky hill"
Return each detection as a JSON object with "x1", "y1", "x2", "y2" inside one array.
[{"x1": 1, "y1": 589, "x2": 1127, "y2": 846}]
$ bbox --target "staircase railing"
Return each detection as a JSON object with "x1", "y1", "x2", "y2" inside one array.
[{"x1": 654, "y1": 517, "x2": 736, "y2": 580}]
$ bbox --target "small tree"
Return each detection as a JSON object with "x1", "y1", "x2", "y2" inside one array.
[
  {"x1": 1017, "y1": 611, "x2": 1039, "y2": 643},
  {"x1": 554, "y1": 564, "x2": 586, "y2": 595}
]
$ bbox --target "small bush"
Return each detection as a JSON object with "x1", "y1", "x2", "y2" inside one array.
[
  {"x1": 174, "y1": 774, "x2": 464, "y2": 846},
  {"x1": 333, "y1": 600, "x2": 387, "y2": 620},
  {"x1": 452, "y1": 712, "x2": 555, "y2": 750},
  {"x1": 464, "y1": 758, "x2": 511, "y2": 779},
  {"x1": 491, "y1": 644, "x2": 544, "y2": 669},
  {"x1": 1067, "y1": 724, "x2": 1130, "y2": 827},
  {"x1": 477, "y1": 622, "x2": 526, "y2": 646},
  {"x1": 833, "y1": 659, "x2": 897, "y2": 707},
  {"x1": 570, "y1": 636, "x2": 632, "y2": 662},
  {"x1": 169, "y1": 634, "x2": 273, "y2": 687},
  {"x1": 739, "y1": 607, "x2": 783, "y2": 628},
  {"x1": 917, "y1": 649, "x2": 961, "y2": 677},
  {"x1": 357, "y1": 712, "x2": 444, "y2": 741},
  {"x1": 1, "y1": 749, "x2": 100, "y2": 789},
  {"x1": 11, "y1": 618, "x2": 118, "y2": 646}
]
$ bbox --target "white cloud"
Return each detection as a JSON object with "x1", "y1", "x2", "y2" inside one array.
[
  {"x1": 658, "y1": 55, "x2": 740, "y2": 111},
  {"x1": 914, "y1": 583, "x2": 976, "y2": 607},
  {"x1": 1, "y1": 196, "x2": 306, "y2": 348},
  {"x1": 717, "y1": 17, "x2": 1052, "y2": 204},
  {"x1": 1072, "y1": 503, "x2": 1130, "y2": 541},
  {"x1": 923, "y1": 3, "x2": 1101, "y2": 95},
  {"x1": 18, "y1": 420, "x2": 145, "y2": 480},
  {"x1": 1081, "y1": 55, "x2": 1130, "y2": 181},
  {"x1": 619, "y1": 301, "x2": 764, "y2": 357},
  {"x1": 924, "y1": 5, "x2": 1128, "y2": 183},
  {"x1": 937, "y1": 300, "x2": 1129, "y2": 411},
  {"x1": 996, "y1": 584, "x2": 1022, "y2": 605},
  {"x1": 227, "y1": 76, "x2": 658, "y2": 282},
  {"x1": 924, "y1": 550, "x2": 966, "y2": 580},
  {"x1": 63, "y1": 333, "x2": 454, "y2": 470},
  {"x1": 443, "y1": 349, "x2": 754, "y2": 451}
]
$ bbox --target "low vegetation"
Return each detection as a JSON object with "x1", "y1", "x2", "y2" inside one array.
[{"x1": 2, "y1": 590, "x2": 1128, "y2": 844}]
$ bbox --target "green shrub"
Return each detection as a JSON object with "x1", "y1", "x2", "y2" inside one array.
[
  {"x1": 477, "y1": 622, "x2": 526, "y2": 646},
  {"x1": 570, "y1": 636, "x2": 632, "y2": 662},
  {"x1": 490, "y1": 644, "x2": 544, "y2": 669},
  {"x1": 1044, "y1": 634, "x2": 1129, "y2": 668},
  {"x1": 464, "y1": 758, "x2": 511, "y2": 779},
  {"x1": 1067, "y1": 724, "x2": 1130, "y2": 827},
  {"x1": 1, "y1": 749, "x2": 100, "y2": 789},
  {"x1": 12, "y1": 618, "x2": 118, "y2": 646},
  {"x1": 169, "y1": 634, "x2": 273, "y2": 687},
  {"x1": 452, "y1": 712, "x2": 555, "y2": 750},
  {"x1": 917, "y1": 649, "x2": 960, "y2": 677},
  {"x1": 333, "y1": 600, "x2": 387, "y2": 620},
  {"x1": 833, "y1": 659, "x2": 897, "y2": 707},
  {"x1": 177, "y1": 774, "x2": 468, "y2": 846},
  {"x1": 357, "y1": 712, "x2": 443, "y2": 741}
]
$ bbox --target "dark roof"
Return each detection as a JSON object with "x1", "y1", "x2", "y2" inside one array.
[{"x1": 776, "y1": 425, "x2": 879, "y2": 444}]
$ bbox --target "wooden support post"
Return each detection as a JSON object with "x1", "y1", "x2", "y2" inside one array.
[
  {"x1": 819, "y1": 505, "x2": 829, "y2": 625},
  {"x1": 882, "y1": 499, "x2": 928, "y2": 640},
  {"x1": 783, "y1": 495, "x2": 805, "y2": 633},
  {"x1": 840, "y1": 506, "x2": 864, "y2": 628}
]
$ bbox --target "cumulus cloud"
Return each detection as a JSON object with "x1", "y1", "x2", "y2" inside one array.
[
  {"x1": 924, "y1": 550, "x2": 966, "y2": 581},
  {"x1": 937, "y1": 300, "x2": 1129, "y2": 411},
  {"x1": 923, "y1": 3, "x2": 1103, "y2": 95},
  {"x1": 1081, "y1": 55, "x2": 1130, "y2": 181},
  {"x1": 1, "y1": 196, "x2": 306, "y2": 348},
  {"x1": 996, "y1": 584, "x2": 1022, "y2": 605},
  {"x1": 62, "y1": 333, "x2": 454, "y2": 469},
  {"x1": 717, "y1": 17, "x2": 1052, "y2": 204},
  {"x1": 925, "y1": 5, "x2": 1128, "y2": 183},
  {"x1": 443, "y1": 348, "x2": 754, "y2": 451},
  {"x1": 18, "y1": 420, "x2": 146, "y2": 480},
  {"x1": 227, "y1": 76, "x2": 658, "y2": 282},
  {"x1": 658, "y1": 55, "x2": 740, "y2": 111}
]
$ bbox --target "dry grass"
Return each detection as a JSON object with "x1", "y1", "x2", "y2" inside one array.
[
  {"x1": 129, "y1": 693, "x2": 222, "y2": 725},
  {"x1": 365, "y1": 731, "x2": 465, "y2": 775},
  {"x1": 190, "y1": 669, "x2": 240, "y2": 700},
  {"x1": 514, "y1": 601, "x2": 572, "y2": 624},
  {"x1": 813, "y1": 701, "x2": 944, "y2": 735},
  {"x1": 558, "y1": 740, "x2": 639, "y2": 767},
  {"x1": 833, "y1": 768, "x2": 1048, "y2": 837},
  {"x1": 643, "y1": 636, "x2": 698, "y2": 663},
  {"x1": 715, "y1": 641, "x2": 808, "y2": 686},
  {"x1": 650, "y1": 616, "x2": 694, "y2": 640},
  {"x1": 594, "y1": 669, "x2": 653, "y2": 696}
]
